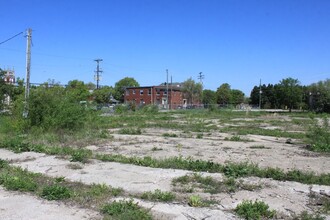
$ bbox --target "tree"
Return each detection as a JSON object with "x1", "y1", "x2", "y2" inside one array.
[
  {"x1": 93, "y1": 86, "x2": 114, "y2": 104},
  {"x1": 276, "y1": 77, "x2": 302, "y2": 112},
  {"x1": 230, "y1": 89, "x2": 245, "y2": 105},
  {"x1": 216, "y1": 83, "x2": 231, "y2": 105},
  {"x1": 202, "y1": 89, "x2": 216, "y2": 108},
  {"x1": 114, "y1": 77, "x2": 140, "y2": 103},
  {"x1": 308, "y1": 79, "x2": 330, "y2": 113},
  {"x1": 181, "y1": 78, "x2": 202, "y2": 105},
  {"x1": 65, "y1": 80, "x2": 90, "y2": 102}
]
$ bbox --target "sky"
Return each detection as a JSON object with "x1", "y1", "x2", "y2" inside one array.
[{"x1": 1, "y1": 0, "x2": 330, "y2": 96}]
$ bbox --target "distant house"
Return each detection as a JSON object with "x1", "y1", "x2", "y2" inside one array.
[{"x1": 124, "y1": 84, "x2": 186, "y2": 109}]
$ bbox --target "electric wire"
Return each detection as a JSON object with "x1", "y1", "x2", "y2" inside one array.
[{"x1": 0, "y1": 32, "x2": 24, "y2": 45}]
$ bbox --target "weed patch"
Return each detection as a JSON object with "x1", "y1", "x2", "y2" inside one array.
[
  {"x1": 101, "y1": 199, "x2": 152, "y2": 220},
  {"x1": 118, "y1": 128, "x2": 142, "y2": 135},
  {"x1": 141, "y1": 189, "x2": 175, "y2": 202},
  {"x1": 235, "y1": 200, "x2": 276, "y2": 219},
  {"x1": 41, "y1": 184, "x2": 72, "y2": 200},
  {"x1": 306, "y1": 117, "x2": 330, "y2": 152},
  {"x1": 172, "y1": 173, "x2": 261, "y2": 194}
]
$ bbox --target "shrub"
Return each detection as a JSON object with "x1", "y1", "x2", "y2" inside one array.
[{"x1": 235, "y1": 200, "x2": 276, "y2": 219}]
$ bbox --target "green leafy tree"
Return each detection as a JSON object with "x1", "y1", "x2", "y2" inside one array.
[
  {"x1": 93, "y1": 86, "x2": 114, "y2": 104},
  {"x1": 249, "y1": 86, "x2": 260, "y2": 107},
  {"x1": 216, "y1": 83, "x2": 231, "y2": 105},
  {"x1": 276, "y1": 77, "x2": 302, "y2": 112},
  {"x1": 181, "y1": 78, "x2": 202, "y2": 105},
  {"x1": 202, "y1": 89, "x2": 216, "y2": 108},
  {"x1": 114, "y1": 77, "x2": 140, "y2": 103},
  {"x1": 308, "y1": 79, "x2": 330, "y2": 113},
  {"x1": 65, "y1": 80, "x2": 90, "y2": 102},
  {"x1": 230, "y1": 89, "x2": 245, "y2": 105}
]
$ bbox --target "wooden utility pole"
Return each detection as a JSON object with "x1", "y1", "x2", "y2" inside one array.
[
  {"x1": 23, "y1": 28, "x2": 32, "y2": 118},
  {"x1": 94, "y1": 59, "x2": 103, "y2": 89},
  {"x1": 166, "y1": 69, "x2": 169, "y2": 109},
  {"x1": 259, "y1": 79, "x2": 262, "y2": 109}
]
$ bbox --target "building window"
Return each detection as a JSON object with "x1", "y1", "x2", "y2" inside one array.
[
  {"x1": 132, "y1": 90, "x2": 136, "y2": 95},
  {"x1": 164, "y1": 90, "x2": 167, "y2": 95},
  {"x1": 148, "y1": 89, "x2": 151, "y2": 95},
  {"x1": 126, "y1": 90, "x2": 129, "y2": 96},
  {"x1": 140, "y1": 89, "x2": 144, "y2": 95},
  {"x1": 156, "y1": 89, "x2": 160, "y2": 95}
]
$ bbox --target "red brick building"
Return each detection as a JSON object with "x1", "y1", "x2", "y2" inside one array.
[{"x1": 124, "y1": 85, "x2": 187, "y2": 109}]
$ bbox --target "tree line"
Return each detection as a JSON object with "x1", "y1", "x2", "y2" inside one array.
[{"x1": 1, "y1": 68, "x2": 329, "y2": 113}]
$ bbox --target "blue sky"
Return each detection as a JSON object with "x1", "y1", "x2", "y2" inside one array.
[{"x1": 1, "y1": 0, "x2": 330, "y2": 96}]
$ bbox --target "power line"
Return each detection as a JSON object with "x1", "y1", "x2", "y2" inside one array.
[{"x1": 0, "y1": 31, "x2": 24, "y2": 45}]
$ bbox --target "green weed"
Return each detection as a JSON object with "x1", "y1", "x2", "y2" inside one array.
[
  {"x1": 306, "y1": 117, "x2": 330, "y2": 152},
  {"x1": 118, "y1": 128, "x2": 142, "y2": 135},
  {"x1": 188, "y1": 195, "x2": 204, "y2": 207},
  {"x1": 235, "y1": 200, "x2": 276, "y2": 220},
  {"x1": 101, "y1": 199, "x2": 152, "y2": 220},
  {"x1": 162, "y1": 133, "x2": 178, "y2": 138},
  {"x1": 141, "y1": 189, "x2": 176, "y2": 202},
  {"x1": 41, "y1": 184, "x2": 72, "y2": 200}
]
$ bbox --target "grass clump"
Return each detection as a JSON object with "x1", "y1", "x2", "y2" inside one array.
[
  {"x1": 70, "y1": 148, "x2": 92, "y2": 163},
  {"x1": 225, "y1": 135, "x2": 251, "y2": 142},
  {"x1": 293, "y1": 211, "x2": 325, "y2": 220},
  {"x1": 141, "y1": 189, "x2": 175, "y2": 202},
  {"x1": 118, "y1": 128, "x2": 142, "y2": 135},
  {"x1": 188, "y1": 195, "x2": 205, "y2": 207},
  {"x1": 101, "y1": 199, "x2": 152, "y2": 220},
  {"x1": 235, "y1": 200, "x2": 276, "y2": 220},
  {"x1": 0, "y1": 166, "x2": 38, "y2": 192},
  {"x1": 41, "y1": 184, "x2": 72, "y2": 200},
  {"x1": 162, "y1": 133, "x2": 178, "y2": 138}
]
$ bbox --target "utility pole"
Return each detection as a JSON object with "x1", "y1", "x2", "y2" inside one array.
[
  {"x1": 197, "y1": 72, "x2": 204, "y2": 85},
  {"x1": 94, "y1": 59, "x2": 103, "y2": 89},
  {"x1": 170, "y1": 75, "x2": 173, "y2": 110},
  {"x1": 23, "y1": 28, "x2": 32, "y2": 118},
  {"x1": 198, "y1": 72, "x2": 204, "y2": 108},
  {"x1": 166, "y1": 69, "x2": 169, "y2": 109},
  {"x1": 259, "y1": 79, "x2": 262, "y2": 109}
]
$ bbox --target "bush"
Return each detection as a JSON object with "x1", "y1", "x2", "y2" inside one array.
[
  {"x1": 235, "y1": 200, "x2": 276, "y2": 219},
  {"x1": 13, "y1": 86, "x2": 92, "y2": 132}
]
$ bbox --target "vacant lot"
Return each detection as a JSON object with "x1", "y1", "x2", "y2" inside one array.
[{"x1": 0, "y1": 110, "x2": 329, "y2": 219}]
